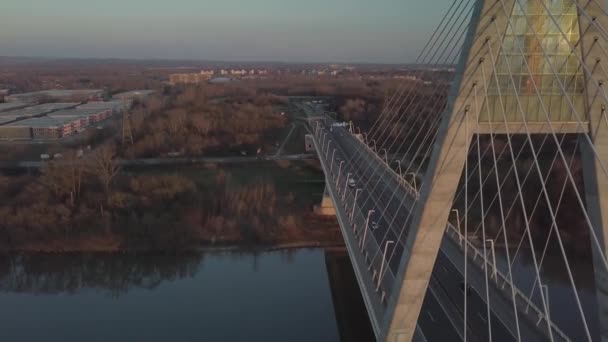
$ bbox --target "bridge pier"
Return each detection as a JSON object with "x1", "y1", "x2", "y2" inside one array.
[{"x1": 314, "y1": 186, "x2": 337, "y2": 216}]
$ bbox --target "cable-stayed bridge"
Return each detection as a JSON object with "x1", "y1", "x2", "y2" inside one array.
[{"x1": 305, "y1": 0, "x2": 608, "y2": 341}]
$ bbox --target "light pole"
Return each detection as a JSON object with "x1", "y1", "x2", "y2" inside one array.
[
  {"x1": 541, "y1": 284, "x2": 550, "y2": 324},
  {"x1": 382, "y1": 148, "x2": 389, "y2": 164},
  {"x1": 349, "y1": 121, "x2": 354, "y2": 134},
  {"x1": 451, "y1": 209, "x2": 462, "y2": 244},
  {"x1": 407, "y1": 172, "x2": 417, "y2": 190},
  {"x1": 486, "y1": 239, "x2": 497, "y2": 279},
  {"x1": 330, "y1": 149, "x2": 337, "y2": 172},
  {"x1": 377, "y1": 240, "x2": 395, "y2": 290},
  {"x1": 363, "y1": 133, "x2": 368, "y2": 144},
  {"x1": 351, "y1": 188, "x2": 362, "y2": 221},
  {"x1": 336, "y1": 161, "x2": 345, "y2": 187},
  {"x1": 396, "y1": 160, "x2": 403, "y2": 178},
  {"x1": 342, "y1": 173, "x2": 352, "y2": 201},
  {"x1": 326, "y1": 140, "x2": 333, "y2": 158},
  {"x1": 321, "y1": 132, "x2": 327, "y2": 150},
  {"x1": 361, "y1": 209, "x2": 375, "y2": 249},
  {"x1": 371, "y1": 140, "x2": 377, "y2": 152},
  {"x1": 356, "y1": 127, "x2": 361, "y2": 135}
]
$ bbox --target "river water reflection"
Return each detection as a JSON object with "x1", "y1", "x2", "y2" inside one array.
[{"x1": 0, "y1": 249, "x2": 373, "y2": 342}]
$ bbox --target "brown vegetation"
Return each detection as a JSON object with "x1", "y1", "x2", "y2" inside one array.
[
  {"x1": 0, "y1": 157, "x2": 339, "y2": 252},
  {"x1": 121, "y1": 85, "x2": 288, "y2": 158}
]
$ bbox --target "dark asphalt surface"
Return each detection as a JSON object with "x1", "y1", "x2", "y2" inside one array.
[{"x1": 316, "y1": 118, "x2": 521, "y2": 342}]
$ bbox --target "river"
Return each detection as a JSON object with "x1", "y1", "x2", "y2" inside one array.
[{"x1": 0, "y1": 249, "x2": 374, "y2": 342}]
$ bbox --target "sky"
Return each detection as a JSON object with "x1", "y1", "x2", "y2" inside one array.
[{"x1": 1, "y1": 0, "x2": 454, "y2": 64}]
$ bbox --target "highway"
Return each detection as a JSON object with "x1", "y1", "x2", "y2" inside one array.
[
  {"x1": 318, "y1": 119, "x2": 417, "y2": 280},
  {"x1": 0, "y1": 153, "x2": 316, "y2": 169},
  {"x1": 312, "y1": 114, "x2": 558, "y2": 341}
]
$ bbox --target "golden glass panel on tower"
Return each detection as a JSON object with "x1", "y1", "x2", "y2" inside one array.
[{"x1": 480, "y1": 0, "x2": 585, "y2": 124}]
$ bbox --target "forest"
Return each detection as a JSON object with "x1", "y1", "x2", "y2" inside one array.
[{"x1": 0, "y1": 149, "x2": 341, "y2": 251}]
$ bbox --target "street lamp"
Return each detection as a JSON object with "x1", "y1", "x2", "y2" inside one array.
[
  {"x1": 349, "y1": 121, "x2": 354, "y2": 134},
  {"x1": 356, "y1": 127, "x2": 362, "y2": 135},
  {"x1": 486, "y1": 239, "x2": 497, "y2": 279},
  {"x1": 336, "y1": 161, "x2": 345, "y2": 187},
  {"x1": 321, "y1": 132, "x2": 327, "y2": 150},
  {"x1": 396, "y1": 160, "x2": 403, "y2": 178},
  {"x1": 371, "y1": 140, "x2": 377, "y2": 152},
  {"x1": 363, "y1": 133, "x2": 368, "y2": 144},
  {"x1": 330, "y1": 149, "x2": 337, "y2": 172},
  {"x1": 361, "y1": 210, "x2": 375, "y2": 249},
  {"x1": 382, "y1": 148, "x2": 389, "y2": 164},
  {"x1": 451, "y1": 209, "x2": 462, "y2": 244},
  {"x1": 342, "y1": 173, "x2": 352, "y2": 201},
  {"x1": 407, "y1": 172, "x2": 417, "y2": 190},
  {"x1": 351, "y1": 188, "x2": 362, "y2": 221},
  {"x1": 326, "y1": 140, "x2": 333, "y2": 158},
  {"x1": 377, "y1": 240, "x2": 395, "y2": 290}
]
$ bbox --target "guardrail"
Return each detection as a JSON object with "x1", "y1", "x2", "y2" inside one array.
[
  {"x1": 317, "y1": 114, "x2": 420, "y2": 200},
  {"x1": 445, "y1": 223, "x2": 571, "y2": 342}
]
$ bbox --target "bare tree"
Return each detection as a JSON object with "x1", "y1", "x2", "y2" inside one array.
[
  {"x1": 65, "y1": 151, "x2": 84, "y2": 204},
  {"x1": 89, "y1": 144, "x2": 120, "y2": 193},
  {"x1": 166, "y1": 108, "x2": 187, "y2": 137}
]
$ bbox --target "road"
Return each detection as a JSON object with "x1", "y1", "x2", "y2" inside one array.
[
  {"x1": 312, "y1": 114, "x2": 551, "y2": 341},
  {"x1": 0, "y1": 153, "x2": 317, "y2": 169}
]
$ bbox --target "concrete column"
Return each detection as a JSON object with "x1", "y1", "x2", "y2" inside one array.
[
  {"x1": 382, "y1": 1, "x2": 515, "y2": 340},
  {"x1": 314, "y1": 185, "x2": 336, "y2": 216},
  {"x1": 577, "y1": 1, "x2": 608, "y2": 341}
]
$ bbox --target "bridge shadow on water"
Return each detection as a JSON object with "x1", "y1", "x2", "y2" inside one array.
[
  {"x1": 324, "y1": 249, "x2": 376, "y2": 342},
  {"x1": 0, "y1": 250, "x2": 376, "y2": 342}
]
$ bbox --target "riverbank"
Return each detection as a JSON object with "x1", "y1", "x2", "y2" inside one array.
[
  {"x1": 1, "y1": 240, "x2": 346, "y2": 254},
  {"x1": 0, "y1": 160, "x2": 342, "y2": 253}
]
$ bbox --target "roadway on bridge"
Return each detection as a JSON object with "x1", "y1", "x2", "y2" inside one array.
[{"x1": 315, "y1": 118, "x2": 535, "y2": 342}]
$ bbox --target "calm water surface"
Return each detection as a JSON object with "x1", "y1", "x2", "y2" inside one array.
[{"x1": 0, "y1": 249, "x2": 369, "y2": 342}]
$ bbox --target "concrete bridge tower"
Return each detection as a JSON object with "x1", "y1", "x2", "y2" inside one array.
[{"x1": 383, "y1": 1, "x2": 608, "y2": 341}]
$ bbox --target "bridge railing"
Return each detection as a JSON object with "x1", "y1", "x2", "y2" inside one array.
[
  {"x1": 317, "y1": 123, "x2": 400, "y2": 305},
  {"x1": 315, "y1": 120, "x2": 571, "y2": 341},
  {"x1": 344, "y1": 175, "x2": 399, "y2": 305},
  {"x1": 316, "y1": 114, "x2": 420, "y2": 200},
  {"x1": 445, "y1": 224, "x2": 571, "y2": 342}
]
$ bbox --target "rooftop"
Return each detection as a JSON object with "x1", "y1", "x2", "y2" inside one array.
[
  {"x1": 112, "y1": 90, "x2": 155, "y2": 99},
  {"x1": 5, "y1": 116, "x2": 78, "y2": 128},
  {"x1": 6, "y1": 89, "x2": 104, "y2": 102},
  {"x1": 0, "y1": 102, "x2": 29, "y2": 113},
  {"x1": 0, "y1": 116, "x2": 18, "y2": 125},
  {"x1": 77, "y1": 100, "x2": 124, "y2": 111},
  {"x1": 0, "y1": 103, "x2": 79, "y2": 118},
  {"x1": 48, "y1": 108, "x2": 108, "y2": 117}
]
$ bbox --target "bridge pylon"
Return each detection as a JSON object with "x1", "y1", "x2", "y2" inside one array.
[{"x1": 383, "y1": 1, "x2": 608, "y2": 341}]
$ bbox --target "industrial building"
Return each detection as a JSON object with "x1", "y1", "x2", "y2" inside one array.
[
  {"x1": 49, "y1": 108, "x2": 113, "y2": 127},
  {"x1": 0, "y1": 102, "x2": 29, "y2": 113},
  {"x1": 0, "y1": 104, "x2": 115, "y2": 140},
  {"x1": 77, "y1": 101, "x2": 124, "y2": 115},
  {"x1": 5, "y1": 89, "x2": 104, "y2": 103},
  {"x1": 0, "y1": 116, "x2": 79, "y2": 140},
  {"x1": 0, "y1": 103, "x2": 79, "y2": 120},
  {"x1": 112, "y1": 90, "x2": 155, "y2": 101}
]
